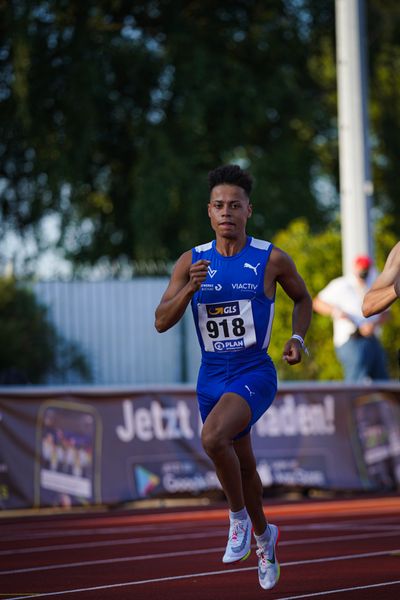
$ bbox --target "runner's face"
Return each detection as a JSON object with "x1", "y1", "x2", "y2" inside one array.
[{"x1": 208, "y1": 185, "x2": 252, "y2": 239}]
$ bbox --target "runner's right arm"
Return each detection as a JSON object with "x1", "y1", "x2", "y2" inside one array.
[{"x1": 155, "y1": 252, "x2": 210, "y2": 332}]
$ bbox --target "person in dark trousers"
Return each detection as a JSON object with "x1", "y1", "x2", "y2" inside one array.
[{"x1": 313, "y1": 256, "x2": 389, "y2": 382}]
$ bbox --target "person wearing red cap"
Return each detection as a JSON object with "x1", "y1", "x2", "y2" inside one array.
[
  {"x1": 313, "y1": 255, "x2": 389, "y2": 381},
  {"x1": 355, "y1": 255, "x2": 373, "y2": 271},
  {"x1": 362, "y1": 242, "x2": 400, "y2": 317}
]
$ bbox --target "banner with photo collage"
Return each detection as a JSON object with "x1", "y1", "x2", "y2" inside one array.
[{"x1": 1, "y1": 383, "x2": 400, "y2": 509}]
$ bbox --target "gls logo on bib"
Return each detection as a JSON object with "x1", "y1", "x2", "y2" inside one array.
[{"x1": 206, "y1": 301, "x2": 239, "y2": 318}]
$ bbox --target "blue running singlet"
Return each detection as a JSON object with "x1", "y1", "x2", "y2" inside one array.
[
  {"x1": 191, "y1": 236, "x2": 277, "y2": 436},
  {"x1": 191, "y1": 236, "x2": 275, "y2": 362}
]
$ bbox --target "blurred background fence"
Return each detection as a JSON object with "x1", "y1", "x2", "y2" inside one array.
[{"x1": 34, "y1": 279, "x2": 201, "y2": 385}]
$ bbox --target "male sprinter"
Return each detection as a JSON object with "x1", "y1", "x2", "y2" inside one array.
[{"x1": 155, "y1": 164, "x2": 312, "y2": 590}]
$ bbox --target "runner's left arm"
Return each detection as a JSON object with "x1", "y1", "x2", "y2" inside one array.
[{"x1": 269, "y1": 248, "x2": 312, "y2": 365}]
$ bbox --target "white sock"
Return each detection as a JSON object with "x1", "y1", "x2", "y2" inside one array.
[
  {"x1": 229, "y1": 507, "x2": 248, "y2": 521},
  {"x1": 254, "y1": 524, "x2": 270, "y2": 546}
]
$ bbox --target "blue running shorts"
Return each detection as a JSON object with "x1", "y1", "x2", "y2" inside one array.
[{"x1": 196, "y1": 354, "x2": 277, "y2": 438}]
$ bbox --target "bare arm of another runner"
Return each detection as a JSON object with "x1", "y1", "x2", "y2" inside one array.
[
  {"x1": 362, "y1": 242, "x2": 400, "y2": 317},
  {"x1": 154, "y1": 252, "x2": 210, "y2": 332},
  {"x1": 266, "y1": 247, "x2": 312, "y2": 365}
]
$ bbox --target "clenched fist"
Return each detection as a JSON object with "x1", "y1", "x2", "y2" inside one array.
[{"x1": 189, "y1": 260, "x2": 211, "y2": 292}]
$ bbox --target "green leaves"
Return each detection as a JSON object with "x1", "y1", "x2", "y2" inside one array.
[
  {"x1": 0, "y1": 276, "x2": 91, "y2": 383},
  {"x1": 1, "y1": 1, "x2": 399, "y2": 273},
  {"x1": 0, "y1": 0, "x2": 334, "y2": 267}
]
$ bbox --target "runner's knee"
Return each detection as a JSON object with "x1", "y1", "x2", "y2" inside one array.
[{"x1": 201, "y1": 426, "x2": 229, "y2": 457}]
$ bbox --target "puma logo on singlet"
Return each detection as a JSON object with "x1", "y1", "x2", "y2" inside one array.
[
  {"x1": 245, "y1": 385, "x2": 255, "y2": 397},
  {"x1": 244, "y1": 262, "x2": 260, "y2": 275}
]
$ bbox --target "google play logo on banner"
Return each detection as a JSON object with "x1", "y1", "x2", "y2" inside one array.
[{"x1": 133, "y1": 465, "x2": 160, "y2": 498}]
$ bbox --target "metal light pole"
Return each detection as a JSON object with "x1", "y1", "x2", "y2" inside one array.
[{"x1": 335, "y1": 0, "x2": 373, "y2": 275}]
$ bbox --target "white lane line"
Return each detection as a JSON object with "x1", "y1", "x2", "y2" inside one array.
[
  {"x1": 1, "y1": 527, "x2": 400, "y2": 563},
  {"x1": 2, "y1": 529, "x2": 400, "y2": 577},
  {"x1": 0, "y1": 519, "x2": 216, "y2": 543},
  {"x1": 2, "y1": 514, "x2": 398, "y2": 543},
  {"x1": 275, "y1": 579, "x2": 400, "y2": 599},
  {"x1": 1, "y1": 512, "x2": 398, "y2": 540},
  {"x1": 0, "y1": 546, "x2": 224, "y2": 575},
  {"x1": 0, "y1": 523, "x2": 400, "y2": 554},
  {"x1": 3, "y1": 549, "x2": 399, "y2": 600},
  {"x1": 0, "y1": 530, "x2": 226, "y2": 557},
  {"x1": 287, "y1": 515, "x2": 400, "y2": 531}
]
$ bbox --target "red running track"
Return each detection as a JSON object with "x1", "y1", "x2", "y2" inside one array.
[{"x1": 1, "y1": 495, "x2": 400, "y2": 599}]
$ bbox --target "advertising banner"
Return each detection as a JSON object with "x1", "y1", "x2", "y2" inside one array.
[{"x1": 1, "y1": 383, "x2": 400, "y2": 509}]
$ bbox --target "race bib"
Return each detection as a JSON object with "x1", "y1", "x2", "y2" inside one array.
[{"x1": 198, "y1": 299, "x2": 256, "y2": 352}]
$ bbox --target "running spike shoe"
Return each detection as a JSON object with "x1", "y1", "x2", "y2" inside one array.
[
  {"x1": 222, "y1": 516, "x2": 252, "y2": 563},
  {"x1": 256, "y1": 523, "x2": 280, "y2": 590}
]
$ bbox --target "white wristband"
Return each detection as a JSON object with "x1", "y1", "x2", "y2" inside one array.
[{"x1": 291, "y1": 334, "x2": 309, "y2": 356}]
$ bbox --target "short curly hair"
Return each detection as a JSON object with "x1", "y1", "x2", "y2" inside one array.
[{"x1": 208, "y1": 164, "x2": 253, "y2": 196}]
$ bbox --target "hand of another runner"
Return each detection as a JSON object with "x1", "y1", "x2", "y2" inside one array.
[
  {"x1": 358, "y1": 321, "x2": 376, "y2": 337},
  {"x1": 282, "y1": 338, "x2": 302, "y2": 365},
  {"x1": 189, "y1": 260, "x2": 210, "y2": 292}
]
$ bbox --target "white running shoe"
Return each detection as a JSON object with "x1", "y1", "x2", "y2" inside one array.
[
  {"x1": 222, "y1": 516, "x2": 252, "y2": 563},
  {"x1": 256, "y1": 523, "x2": 280, "y2": 590}
]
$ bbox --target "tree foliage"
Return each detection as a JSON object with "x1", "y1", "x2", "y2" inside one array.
[
  {"x1": 0, "y1": 276, "x2": 91, "y2": 383},
  {"x1": 2, "y1": 1, "x2": 399, "y2": 272},
  {"x1": 1, "y1": 0, "x2": 338, "y2": 269},
  {"x1": 368, "y1": 0, "x2": 400, "y2": 226}
]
